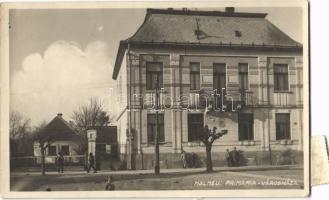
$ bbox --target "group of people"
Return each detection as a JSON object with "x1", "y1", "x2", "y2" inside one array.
[
  {"x1": 55, "y1": 152, "x2": 97, "y2": 173},
  {"x1": 180, "y1": 151, "x2": 198, "y2": 168},
  {"x1": 180, "y1": 147, "x2": 242, "y2": 169},
  {"x1": 225, "y1": 147, "x2": 241, "y2": 167}
]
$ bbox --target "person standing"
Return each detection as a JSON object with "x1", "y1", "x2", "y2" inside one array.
[
  {"x1": 181, "y1": 150, "x2": 187, "y2": 168},
  {"x1": 87, "y1": 152, "x2": 97, "y2": 173},
  {"x1": 225, "y1": 149, "x2": 232, "y2": 167},
  {"x1": 231, "y1": 147, "x2": 239, "y2": 167},
  {"x1": 84, "y1": 151, "x2": 88, "y2": 171},
  {"x1": 191, "y1": 152, "x2": 197, "y2": 168},
  {"x1": 57, "y1": 151, "x2": 64, "y2": 173}
]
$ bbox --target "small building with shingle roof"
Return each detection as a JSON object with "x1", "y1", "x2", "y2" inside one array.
[
  {"x1": 113, "y1": 8, "x2": 304, "y2": 170},
  {"x1": 33, "y1": 113, "x2": 81, "y2": 164}
]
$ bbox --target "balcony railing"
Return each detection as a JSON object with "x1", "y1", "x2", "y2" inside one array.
[
  {"x1": 144, "y1": 92, "x2": 165, "y2": 108},
  {"x1": 189, "y1": 93, "x2": 200, "y2": 108},
  {"x1": 273, "y1": 92, "x2": 289, "y2": 106},
  {"x1": 142, "y1": 90, "x2": 256, "y2": 110},
  {"x1": 240, "y1": 90, "x2": 255, "y2": 106}
]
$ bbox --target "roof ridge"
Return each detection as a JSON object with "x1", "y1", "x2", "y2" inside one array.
[
  {"x1": 146, "y1": 8, "x2": 267, "y2": 18},
  {"x1": 57, "y1": 116, "x2": 78, "y2": 135},
  {"x1": 42, "y1": 115, "x2": 78, "y2": 136},
  {"x1": 264, "y1": 18, "x2": 302, "y2": 46}
]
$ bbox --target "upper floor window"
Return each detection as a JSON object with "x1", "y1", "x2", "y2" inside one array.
[
  {"x1": 238, "y1": 113, "x2": 254, "y2": 141},
  {"x1": 146, "y1": 62, "x2": 163, "y2": 90},
  {"x1": 188, "y1": 113, "x2": 204, "y2": 142},
  {"x1": 147, "y1": 113, "x2": 165, "y2": 143},
  {"x1": 239, "y1": 63, "x2": 249, "y2": 91},
  {"x1": 274, "y1": 64, "x2": 289, "y2": 92},
  {"x1": 276, "y1": 113, "x2": 291, "y2": 140},
  {"x1": 190, "y1": 62, "x2": 200, "y2": 91},
  {"x1": 213, "y1": 63, "x2": 226, "y2": 93}
]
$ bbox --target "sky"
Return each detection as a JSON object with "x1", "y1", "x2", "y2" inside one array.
[{"x1": 9, "y1": 7, "x2": 303, "y2": 126}]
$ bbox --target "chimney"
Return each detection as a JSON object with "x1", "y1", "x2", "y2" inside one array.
[
  {"x1": 57, "y1": 113, "x2": 63, "y2": 117},
  {"x1": 225, "y1": 7, "x2": 235, "y2": 13}
]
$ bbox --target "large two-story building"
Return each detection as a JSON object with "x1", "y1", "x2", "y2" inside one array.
[{"x1": 112, "y1": 8, "x2": 304, "y2": 169}]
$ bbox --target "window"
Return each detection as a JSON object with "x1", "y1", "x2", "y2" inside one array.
[
  {"x1": 106, "y1": 144, "x2": 111, "y2": 154},
  {"x1": 235, "y1": 30, "x2": 242, "y2": 37},
  {"x1": 213, "y1": 63, "x2": 226, "y2": 93},
  {"x1": 239, "y1": 63, "x2": 249, "y2": 91},
  {"x1": 188, "y1": 114, "x2": 204, "y2": 142},
  {"x1": 213, "y1": 63, "x2": 226, "y2": 108},
  {"x1": 274, "y1": 64, "x2": 289, "y2": 92},
  {"x1": 190, "y1": 62, "x2": 200, "y2": 90},
  {"x1": 147, "y1": 114, "x2": 165, "y2": 143},
  {"x1": 276, "y1": 113, "x2": 291, "y2": 140},
  {"x1": 48, "y1": 146, "x2": 57, "y2": 156},
  {"x1": 146, "y1": 62, "x2": 163, "y2": 90},
  {"x1": 61, "y1": 145, "x2": 70, "y2": 156},
  {"x1": 238, "y1": 113, "x2": 254, "y2": 141}
]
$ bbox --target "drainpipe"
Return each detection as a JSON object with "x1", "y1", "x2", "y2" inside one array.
[{"x1": 127, "y1": 41, "x2": 133, "y2": 170}]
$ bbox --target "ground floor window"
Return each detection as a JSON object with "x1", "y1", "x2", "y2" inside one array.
[
  {"x1": 238, "y1": 113, "x2": 254, "y2": 141},
  {"x1": 48, "y1": 146, "x2": 57, "y2": 156},
  {"x1": 147, "y1": 113, "x2": 165, "y2": 143},
  {"x1": 276, "y1": 113, "x2": 291, "y2": 140},
  {"x1": 188, "y1": 114, "x2": 204, "y2": 142},
  {"x1": 61, "y1": 145, "x2": 70, "y2": 155}
]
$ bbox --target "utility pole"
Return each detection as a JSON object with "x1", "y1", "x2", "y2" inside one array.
[{"x1": 154, "y1": 78, "x2": 160, "y2": 175}]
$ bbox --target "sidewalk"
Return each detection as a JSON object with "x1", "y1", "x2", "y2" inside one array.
[{"x1": 11, "y1": 164, "x2": 302, "y2": 176}]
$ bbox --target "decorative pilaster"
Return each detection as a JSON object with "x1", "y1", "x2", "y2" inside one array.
[
  {"x1": 298, "y1": 109, "x2": 304, "y2": 151},
  {"x1": 129, "y1": 52, "x2": 141, "y2": 109},
  {"x1": 170, "y1": 54, "x2": 181, "y2": 152},
  {"x1": 295, "y1": 56, "x2": 303, "y2": 106},
  {"x1": 258, "y1": 56, "x2": 268, "y2": 105}
]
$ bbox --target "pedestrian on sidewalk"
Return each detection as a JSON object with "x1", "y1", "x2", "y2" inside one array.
[
  {"x1": 191, "y1": 152, "x2": 197, "y2": 168},
  {"x1": 56, "y1": 151, "x2": 64, "y2": 173},
  {"x1": 105, "y1": 176, "x2": 115, "y2": 190},
  {"x1": 225, "y1": 149, "x2": 232, "y2": 167},
  {"x1": 87, "y1": 152, "x2": 97, "y2": 173},
  {"x1": 84, "y1": 151, "x2": 88, "y2": 171},
  {"x1": 231, "y1": 147, "x2": 239, "y2": 167},
  {"x1": 181, "y1": 150, "x2": 187, "y2": 168}
]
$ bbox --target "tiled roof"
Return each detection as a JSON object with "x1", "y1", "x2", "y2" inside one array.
[
  {"x1": 112, "y1": 9, "x2": 302, "y2": 80},
  {"x1": 40, "y1": 114, "x2": 79, "y2": 141},
  {"x1": 128, "y1": 9, "x2": 301, "y2": 47}
]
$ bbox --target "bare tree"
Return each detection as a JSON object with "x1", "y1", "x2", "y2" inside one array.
[
  {"x1": 71, "y1": 97, "x2": 114, "y2": 153},
  {"x1": 201, "y1": 125, "x2": 228, "y2": 172},
  {"x1": 10, "y1": 111, "x2": 31, "y2": 157},
  {"x1": 32, "y1": 121, "x2": 51, "y2": 175},
  {"x1": 10, "y1": 111, "x2": 30, "y2": 140}
]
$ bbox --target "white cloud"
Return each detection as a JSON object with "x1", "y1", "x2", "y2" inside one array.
[
  {"x1": 97, "y1": 25, "x2": 104, "y2": 32},
  {"x1": 11, "y1": 40, "x2": 118, "y2": 125}
]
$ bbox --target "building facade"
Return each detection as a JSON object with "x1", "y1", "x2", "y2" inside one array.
[{"x1": 112, "y1": 8, "x2": 304, "y2": 169}]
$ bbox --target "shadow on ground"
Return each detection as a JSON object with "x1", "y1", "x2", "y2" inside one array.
[{"x1": 11, "y1": 170, "x2": 210, "y2": 191}]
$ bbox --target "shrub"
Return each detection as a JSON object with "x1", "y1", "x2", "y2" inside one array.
[
  {"x1": 278, "y1": 149, "x2": 295, "y2": 165},
  {"x1": 238, "y1": 150, "x2": 248, "y2": 166}
]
